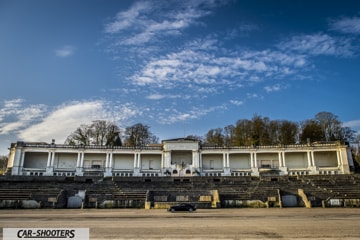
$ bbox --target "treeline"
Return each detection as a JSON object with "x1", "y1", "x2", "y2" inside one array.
[
  {"x1": 65, "y1": 111, "x2": 356, "y2": 148},
  {"x1": 201, "y1": 112, "x2": 356, "y2": 146},
  {"x1": 65, "y1": 121, "x2": 158, "y2": 147}
]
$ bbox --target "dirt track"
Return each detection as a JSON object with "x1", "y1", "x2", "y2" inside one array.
[{"x1": 1, "y1": 208, "x2": 360, "y2": 239}]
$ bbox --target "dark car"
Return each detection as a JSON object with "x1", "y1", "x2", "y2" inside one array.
[{"x1": 167, "y1": 203, "x2": 196, "y2": 212}]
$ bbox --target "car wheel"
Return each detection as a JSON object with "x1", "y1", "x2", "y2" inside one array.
[
  {"x1": 188, "y1": 208, "x2": 193, "y2": 212},
  {"x1": 171, "y1": 209, "x2": 175, "y2": 213}
]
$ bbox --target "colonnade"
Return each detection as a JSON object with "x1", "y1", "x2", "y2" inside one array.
[{"x1": 8, "y1": 141, "x2": 353, "y2": 177}]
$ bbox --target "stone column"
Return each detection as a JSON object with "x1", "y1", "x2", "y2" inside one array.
[
  {"x1": 50, "y1": 151, "x2": 55, "y2": 167},
  {"x1": 307, "y1": 151, "x2": 312, "y2": 167},
  {"x1": 308, "y1": 150, "x2": 317, "y2": 175},
  {"x1": 250, "y1": 152, "x2": 254, "y2": 168},
  {"x1": 199, "y1": 152, "x2": 203, "y2": 175},
  {"x1": 133, "y1": 152, "x2": 140, "y2": 176},
  {"x1": 137, "y1": 153, "x2": 141, "y2": 168},
  {"x1": 227, "y1": 153, "x2": 230, "y2": 168},
  {"x1": 254, "y1": 152, "x2": 258, "y2": 167},
  {"x1": 105, "y1": 153, "x2": 109, "y2": 168},
  {"x1": 278, "y1": 151, "x2": 287, "y2": 175},
  {"x1": 162, "y1": 151, "x2": 171, "y2": 176},
  {"x1": 104, "y1": 152, "x2": 113, "y2": 177},
  {"x1": 11, "y1": 147, "x2": 23, "y2": 176},
  {"x1": 163, "y1": 151, "x2": 171, "y2": 167},
  {"x1": 192, "y1": 150, "x2": 200, "y2": 168},
  {"x1": 76, "y1": 152, "x2": 81, "y2": 168},
  {"x1": 19, "y1": 152, "x2": 25, "y2": 175},
  {"x1": 75, "y1": 151, "x2": 83, "y2": 176},
  {"x1": 47, "y1": 152, "x2": 52, "y2": 168},
  {"x1": 337, "y1": 150, "x2": 342, "y2": 166},
  {"x1": 223, "y1": 152, "x2": 230, "y2": 176},
  {"x1": 76, "y1": 152, "x2": 84, "y2": 176},
  {"x1": 278, "y1": 152, "x2": 283, "y2": 167},
  {"x1": 109, "y1": 153, "x2": 113, "y2": 168},
  {"x1": 251, "y1": 152, "x2": 259, "y2": 176},
  {"x1": 339, "y1": 148, "x2": 351, "y2": 174},
  {"x1": 311, "y1": 151, "x2": 315, "y2": 166},
  {"x1": 80, "y1": 152, "x2": 84, "y2": 167},
  {"x1": 45, "y1": 151, "x2": 55, "y2": 176},
  {"x1": 161, "y1": 153, "x2": 164, "y2": 168},
  {"x1": 282, "y1": 152, "x2": 286, "y2": 167}
]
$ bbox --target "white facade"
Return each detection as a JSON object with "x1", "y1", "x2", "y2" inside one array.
[{"x1": 7, "y1": 138, "x2": 354, "y2": 177}]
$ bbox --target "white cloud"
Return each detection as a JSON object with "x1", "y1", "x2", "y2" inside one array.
[
  {"x1": 102, "y1": 3, "x2": 360, "y2": 130},
  {"x1": 157, "y1": 105, "x2": 225, "y2": 124},
  {"x1": 0, "y1": 99, "x2": 141, "y2": 144},
  {"x1": 104, "y1": 1, "x2": 152, "y2": 34},
  {"x1": 0, "y1": 99, "x2": 47, "y2": 134},
  {"x1": 19, "y1": 101, "x2": 105, "y2": 142},
  {"x1": 343, "y1": 120, "x2": 360, "y2": 131},
  {"x1": 55, "y1": 45, "x2": 75, "y2": 58},
  {"x1": 230, "y1": 100, "x2": 244, "y2": 106},
  {"x1": 330, "y1": 16, "x2": 360, "y2": 35},
  {"x1": 19, "y1": 100, "x2": 141, "y2": 142},
  {"x1": 0, "y1": 99, "x2": 24, "y2": 121},
  {"x1": 264, "y1": 84, "x2": 281, "y2": 93},
  {"x1": 278, "y1": 33, "x2": 355, "y2": 57},
  {"x1": 145, "y1": 93, "x2": 189, "y2": 100},
  {"x1": 146, "y1": 94, "x2": 165, "y2": 100},
  {"x1": 104, "y1": 0, "x2": 224, "y2": 46},
  {"x1": 247, "y1": 93, "x2": 263, "y2": 100},
  {"x1": 130, "y1": 41, "x2": 308, "y2": 93}
]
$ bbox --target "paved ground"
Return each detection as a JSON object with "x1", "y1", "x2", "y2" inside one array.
[{"x1": 1, "y1": 208, "x2": 360, "y2": 239}]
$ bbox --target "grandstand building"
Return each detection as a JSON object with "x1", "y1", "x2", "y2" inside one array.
[{"x1": 7, "y1": 138, "x2": 354, "y2": 177}]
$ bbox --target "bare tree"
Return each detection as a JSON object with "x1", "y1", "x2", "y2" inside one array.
[
  {"x1": 123, "y1": 123, "x2": 158, "y2": 147},
  {"x1": 65, "y1": 124, "x2": 92, "y2": 145},
  {"x1": 279, "y1": 120, "x2": 298, "y2": 145},
  {"x1": 315, "y1": 112, "x2": 342, "y2": 141},
  {"x1": 205, "y1": 128, "x2": 224, "y2": 146},
  {"x1": 299, "y1": 120, "x2": 324, "y2": 143},
  {"x1": 65, "y1": 120, "x2": 121, "y2": 146}
]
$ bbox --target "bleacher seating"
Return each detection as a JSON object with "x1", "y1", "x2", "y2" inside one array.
[{"x1": 0, "y1": 174, "x2": 359, "y2": 208}]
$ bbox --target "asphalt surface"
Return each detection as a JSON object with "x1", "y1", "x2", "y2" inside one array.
[{"x1": 1, "y1": 208, "x2": 360, "y2": 239}]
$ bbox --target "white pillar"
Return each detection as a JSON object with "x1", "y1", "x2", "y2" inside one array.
[
  {"x1": 161, "y1": 153, "x2": 164, "y2": 168},
  {"x1": 223, "y1": 153, "x2": 227, "y2": 168},
  {"x1": 199, "y1": 152, "x2": 202, "y2": 171},
  {"x1": 311, "y1": 151, "x2": 315, "y2": 166},
  {"x1": 104, "y1": 152, "x2": 113, "y2": 177},
  {"x1": 254, "y1": 153, "x2": 258, "y2": 168},
  {"x1": 339, "y1": 150, "x2": 344, "y2": 168},
  {"x1": 227, "y1": 153, "x2": 230, "y2": 168},
  {"x1": 282, "y1": 152, "x2": 286, "y2": 167},
  {"x1": 307, "y1": 151, "x2": 312, "y2": 167},
  {"x1": 163, "y1": 151, "x2": 171, "y2": 168},
  {"x1": 47, "y1": 152, "x2": 52, "y2": 168},
  {"x1": 109, "y1": 153, "x2": 113, "y2": 168},
  {"x1": 105, "y1": 153, "x2": 109, "y2": 168},
  {"x1": 20, "y1": 152, "x2": 26, "y2": 171},
  {"x1": 192, "y1": 150, "x2": 200, "y2": 168},
  {"x1": 133, "y1": 153, "x2": 138, "y2": 168},
  {"x1": 80, "y1": 152, "x2": 84, "y2": 168},
  {"x1": 278, "y1": 152, "x2": 283, "y2": 167},
  {"x1": 137, "y1": 153, "x2": 141, "y2": 168},
  {"x1": 250, "y1": 152, "x2": 254, "y2": 168},
  {"x1": 50, "y1": 151, "x2": 55, "y2": 167},
  {"x1": 76, "y1": 152, "x2": 81, "y2": 168}
]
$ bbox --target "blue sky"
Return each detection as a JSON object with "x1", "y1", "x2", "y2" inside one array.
[{"x1": 1, "y1": 0, "x2": 360, "y2": 154}]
